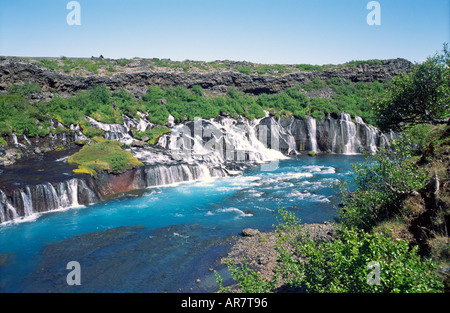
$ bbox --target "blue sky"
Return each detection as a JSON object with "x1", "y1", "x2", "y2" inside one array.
[{"x1": 0, "y1": 0, "x2": 448, "y2": 65}]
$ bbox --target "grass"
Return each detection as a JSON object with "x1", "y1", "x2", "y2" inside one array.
[{"x1": 68, "y1": 138, "x2": 143, "y2": 176}]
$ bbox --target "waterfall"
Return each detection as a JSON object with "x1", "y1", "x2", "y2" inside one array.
[
  {"x1": 23, "y1": 135, "x2": 31, "y2": 146},
  {"x1": 0, "y1": 179, "x2": 90, "y2": 224},
  {"x1": 11, "y1": 133, "x2": 26, "y2": 148},
  {"x1": 354, "y1": 116, "x2": 378, "y2": 154},
  {"x1": 339, "y1": 112, "x2": 358, "y2": 154},
  {"x1": 20, "y1": 188, "x2": 34, "y2": 217},
  {"x1": 145, "y1": 163, "x2": 225, "y2": 188},
  {"x1": 159, "y1": 113, "x2": 391, "y2": 160},
  {"x1": 306, "y1": 116, "x2": 319, "y2": 153},
  {"x1": 0, "y1": 111, "x2": 393, "y2": 225},
  {"x1": 12, "y1": 133, "x2": 18, "y2": 145},
  {"x1": 0, "y1": 190, "x2": 18, "y2": 222},
  {"x1": 123, "y1": 114, "x2": 153, "y2": 133},
  {"x1": 86, "y1": 116, "x2": 134, "y2": 145},
  {"x1": 0, "y1": 162, "x2": 229, "y2": 224},
  {"x1": 162, "y1": 117, "x2": 287, "y2": 164}
]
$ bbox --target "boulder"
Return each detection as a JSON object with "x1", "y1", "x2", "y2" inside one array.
[
  {"x1": 131, "y1": 140, "x2": 147, "y2": 147},
  {"x1": 242, "y1": 228, "x2": 260, "y2": 237}
]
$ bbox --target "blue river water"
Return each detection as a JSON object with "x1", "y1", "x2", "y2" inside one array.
[{"x1": 0, "y1": 154, "x2": 363, "y2": 293}]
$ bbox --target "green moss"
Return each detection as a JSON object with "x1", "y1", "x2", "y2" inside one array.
[
  {"x1": 134, "y1": 126, "x2": 171, "y2": 145},
  {"x1": 68, "y1": 139, "x2": 143, "y2": 176},
  {"x1": 258, "y1": 236, "x2": 269, "y2": 243},
  {"x1": 0, "y1": 137, "x2": 7, "y2": 147}
]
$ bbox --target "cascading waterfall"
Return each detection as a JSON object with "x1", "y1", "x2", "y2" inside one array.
[
  {"x1": 161, "y1": 117, "x2": 287, "y2": 164},
  {"x1": 355, "y1": 116, "x2": 378, "y2": 154},
  {"x1": 20, "y1": 188, "x2": 33, "y2": 217},
  {"x1": 339, "y1": 112, "x2": 358, "y2": 154},
  {"x1": 0, "y1": 179, "x2": 86, "y2": 224},
  {"x1": 0, "y1": 111, "x2": 391, "y2": 225},
  {"x1": 86, "y1": 116, "x2": 134, "y2": 145},
  {"x1": 145, "y1": 163, "x2": 225, "y2": 187},
  {"x1": 306, "y1": 116, "x2": 319, "y2": 153},
  {"x1": 0, "y1": 190, "x2": 18, "y2": 222},
  {"x1": 159, "y1": 113, "x2": 388, "y2": 160},
  {"x1": 0, "y1": 162, "x2": 227, "y2": 224}
]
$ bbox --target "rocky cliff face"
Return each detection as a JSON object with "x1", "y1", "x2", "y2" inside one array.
[{"x1": 0, "y1": 57, "x2": 413, "y2": 97}]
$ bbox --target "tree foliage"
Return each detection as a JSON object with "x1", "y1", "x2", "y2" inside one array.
[
  {"x1": 338, "y1": 128, "x2": 429, "y2": 230},
  {"x1": 374, "y1": 44, "x2": 450, "y2": 131},
  {"x1": 275, "y1": 209, "x2": 443, "y2": 293}
]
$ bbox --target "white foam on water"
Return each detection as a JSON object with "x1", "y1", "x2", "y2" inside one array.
[
  {"x1": 217, "y1": 207, "x2": 253, "y2": 218},
  {"x1": 55, "y1": 156, "x2": 69, "y2": 163},
  {"x1": 288, "y1": 190, "x2": 331, "y2": 203}
]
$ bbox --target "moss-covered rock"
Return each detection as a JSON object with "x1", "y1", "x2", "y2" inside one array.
[{"x1": 68, "y1": 138, "x2": 143, "y2": 176}]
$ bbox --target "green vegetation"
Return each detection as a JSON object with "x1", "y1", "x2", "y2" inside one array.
[
  {"x1": 0, "y1": 137, "x2": 7, "y2": 147},
  {"x1": 374, "y1": 45, "x2": 450, "y2": 131},
  {"x1": 338, "y1": 127, "x2": 430, "y2": 231},
  {"x1": 0, "y1": 56, "x2": 398, "y2": 139},
  {"x1": 295, "y1": 64, "x2": 324, "y2": 71},
  {"x1": 0, "y1": 91, "x2": 43, "y2": 137},
  {"x1": 301, "y1": 78, "x2": 326, "y2": 91},
  {"x1": 33, "y1": 56, "x2": 390, "y2": 78},
  {"x1": 37, "y1": 57, "x2": 112, "y2": 74},
  {"x1": 274, "y1": 210, "x2": 443, "y2": 293},
  {"x1": 0, "y1": 77, "x2": 389, "y2": 139},
  {"x1": 67, "y1": 138, "x2": 143, "y2": 176},
  {"x1": 216, "y1": 259, "x2": 276, "y2": 293},
  {"x1": 217, "y1": 45, "x2": 450, "y2": 294},
  {"x1": 133, "y1": 126, "x2": 171, "y2": 145},
  {"x1": 345, "y1": 59, "x2": 384, "y2": 67}
]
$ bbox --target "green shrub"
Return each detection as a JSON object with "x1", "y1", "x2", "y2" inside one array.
[
  {"x1": 83, "y1": 127, "x2": 104, "y2": 139},
  {"x1": 0, "y1": 137, "x2": 7, "y2": 146},
  {"x1": 236, "y1": 66, "x2": 253, "y2": 75},
  {"x1": 9, "y1": 83, "x2": 41, "y2": 96},
  {"x1": 37, "y1": 59, "x2": 59, "y2": 70},
  {"x1": 274, "y1": 208, "x2": 444, "y2": 293},
  {"x1": 216, "y1": 259, "x2": 276, "y2": 293},
  {"x1": 338, "y1": 131, "x2": 430, "y2": 230},
  {"x1": 116, "y1": 59, "x2": 132, "y2": 67},
  {"x1": 301, "y1": 78, "x2": 326, "y2": 91}
]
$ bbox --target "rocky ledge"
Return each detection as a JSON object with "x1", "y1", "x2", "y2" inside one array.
[{"x1": 0, "y1": 57, "x2": 413, "y2": 98}]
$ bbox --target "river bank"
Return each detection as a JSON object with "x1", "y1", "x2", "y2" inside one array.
[{"x1": 218, "y1": 223, "x2": 336, "y2": 292}]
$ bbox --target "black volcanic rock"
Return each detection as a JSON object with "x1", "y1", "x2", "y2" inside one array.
[{"x1": 0, "y1": 57, "x2": 413, "y2": 98}]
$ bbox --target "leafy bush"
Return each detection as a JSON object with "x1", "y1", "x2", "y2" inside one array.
[
  {"x1": 276, "y1": 211, "x2": 443, "y2": 293},
  {"x1": 301, "y1": 78, "x2": 326, "y2": 91},
  {"x1": 37, "y1": 59, "x2": 59, "y2": 70},
  {"x1": 236, "y1": 66, "x2": 253, "y2": 75},
  {"x1": 9, "y1": 83, "x2": 41, "y2": 95},
  {"x1": 338, "y1": 131, "x2": 429, "y2": 230},
  {"x1": 216, "y1": 260, "x2": 276, "y2": 293},
  {"x1": 217, "y1": 208, "x2": 444, "y2": 293},
  {"x1": 373, "y1": 45, "x2": 449, "y2": 131}
]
